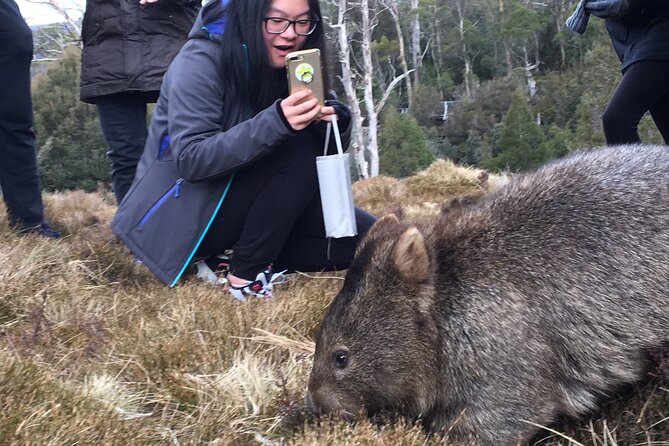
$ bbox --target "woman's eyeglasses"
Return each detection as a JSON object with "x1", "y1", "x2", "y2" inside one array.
[{"x1": 263, "y1": 16, "x2": 319, "y2": 36}]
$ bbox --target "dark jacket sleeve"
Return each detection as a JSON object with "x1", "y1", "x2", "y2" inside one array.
[{"x1": 165, "y1": 41, "x2": 297, "y2": 183}]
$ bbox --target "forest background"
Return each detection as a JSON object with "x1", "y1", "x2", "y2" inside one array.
[{"x1": 29, "y1": 0, "x2": 665, "y2": 194}]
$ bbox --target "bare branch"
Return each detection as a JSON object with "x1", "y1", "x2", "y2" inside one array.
[
  {"x1": 24, "y1": 0, "x2": 82, "y2": 40},
  {"x1": 375, "y1": 69, "x2": 414, "y2": 116}
]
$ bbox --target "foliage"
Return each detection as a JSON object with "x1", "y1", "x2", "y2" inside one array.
[
  {"x1": 485, "y1": 88, "x2": 548, "y2": 172},
  {"x1": 544, "y1": 124, "x2": 572, "y2": 159},
  {"x1": 32, "y1": 22, "x2": 79, "y2": 61},
  {"x1": 379, "y1": 107, "x2": 434, "y2": 178},
  {"x1": 441, "y1": 75, "x2": 523, "y2": 165},
  {"x1": 409, "y1": 84, "x2": 444, "y2": 127},
  {"x1": 32, "y1": 46, "x2": 109, "y2": 192},
  {"x1": 573, "y1": 91, "x2": 607, "y2": 149},
  {"x1": 502, "y1": 0, "x2": 542, "y2": 42}
]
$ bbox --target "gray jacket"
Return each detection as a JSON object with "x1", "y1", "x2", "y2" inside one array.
[{"x1": 111, "y1": 11, "x2": 350, "y2": 285}]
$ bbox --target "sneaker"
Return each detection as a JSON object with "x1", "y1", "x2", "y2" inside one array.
[
  {"x1": 194, "y1": 252, "x2": 231, "y2": 285},
  {"x1": 204, "y1": 252, "x2": 231, "y2": 276},
  {"x1": 17, "y1": 221, "x2": 61, "y2": 238},
  {"x1": 228, "y1": 265, "x2": 287, "y2": 301}
]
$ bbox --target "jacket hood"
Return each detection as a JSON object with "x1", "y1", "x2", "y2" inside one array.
[{"x1": 189, "y1": 0, "x2": 229, "y2": 40}]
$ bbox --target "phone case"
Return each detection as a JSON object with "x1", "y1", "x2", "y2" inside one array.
[{"x1": 285, "y1": 49, "x2": 325, "y2": 106}]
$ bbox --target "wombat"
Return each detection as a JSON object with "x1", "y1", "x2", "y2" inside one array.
[{"x1": 307, "y1": 145, "x2": 669, "y2": 445}]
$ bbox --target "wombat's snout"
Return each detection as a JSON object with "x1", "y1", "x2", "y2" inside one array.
[
  {"x1": 305, "y1": 392, "x2": 319, "y2": 416},
  {"x1": 306, "y1": 389, "x2": 359, "y2": 422}
]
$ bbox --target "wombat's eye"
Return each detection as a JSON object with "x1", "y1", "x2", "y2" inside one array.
[{"x1": 334, "y1": 350, "x2": 348, "y2": 369}]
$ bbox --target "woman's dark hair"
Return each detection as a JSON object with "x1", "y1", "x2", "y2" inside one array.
[{"x1": 217, "y1": 0, "x2": 329, "y2": 116}]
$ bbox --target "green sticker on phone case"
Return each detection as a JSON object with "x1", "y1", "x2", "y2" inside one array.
[{"x1": 295, "y1": 63, "x2": 314, "y2": 83}]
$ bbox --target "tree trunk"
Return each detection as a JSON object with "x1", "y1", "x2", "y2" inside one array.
[
  {"x1": 555, "y1": 0, "x2": 567, "y2": 68},
  {"x1": 499, "y1": 0, "x2": 514, "y2": 76},
  {"x1": 456, "y1": 0, "x2": 473, "y2": 98},
  {"x1": 429, "y1": 0, "x2": 444, "y2": 99},
  {"x1": 384, "y1": 0, "x2": 413, "y2": 108},
  {"x1": 410, "y1": 0, "x2": 421, "y2": 87},
  {"x1": 333, "y1": 0, "x2": 369, "y2": 178},
  {"x1": 361, "y1": 0, "x2": 380, "y2": 177}
]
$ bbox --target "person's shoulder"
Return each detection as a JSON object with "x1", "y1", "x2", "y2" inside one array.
[{"x1": 163, "y1": 38, "x2": 225, "y2": 94}]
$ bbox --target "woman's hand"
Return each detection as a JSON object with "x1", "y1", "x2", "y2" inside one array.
[{"x1": 281, "y1": 90, "x2": 336, "y2": 131}]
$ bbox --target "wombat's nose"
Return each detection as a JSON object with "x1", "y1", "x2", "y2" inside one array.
[{"x1": 305, "y1": 392, "x2": 320, "y2": 415}]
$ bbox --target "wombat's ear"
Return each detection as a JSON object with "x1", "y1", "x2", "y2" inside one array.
[
  {"x1": 392, "y1": 226, "x2": 430, "y2": 283},
  {"x1": 371, "y1": 214, "x2": 400, "y2": 232}
]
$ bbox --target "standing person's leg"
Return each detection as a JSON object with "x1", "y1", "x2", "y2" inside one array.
[
  {"x1": 602, "y1": 60, "x2": 669, "y2": 145},
  {"x1": 0, "y1": 1, "x2": 44, "y2": 229},
  {"x1": 96, "y1": 92, "x2": 148, "y2": 204},
  {"x1": 650, "y1": 93, "x2": 669, "y2": 145},
  {"x1": 648, "y1": 62, "x2": 669, "y2": 145}
]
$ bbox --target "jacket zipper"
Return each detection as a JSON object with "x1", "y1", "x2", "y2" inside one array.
[
  {"x1": 137, "y1": 178, "x2": 183, "y2": 228},
  {"x1": 169, "y1": 173, "x2": 236, "y2": 287}
]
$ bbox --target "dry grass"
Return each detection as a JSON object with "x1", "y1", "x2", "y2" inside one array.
[{"x1": 0, "y1": 160, "x2": 666, "y2": 445}]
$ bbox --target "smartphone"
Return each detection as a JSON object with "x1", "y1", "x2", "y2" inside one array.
[{"x1": 285, "y1": 48, "x2": 325, "y2": 106}]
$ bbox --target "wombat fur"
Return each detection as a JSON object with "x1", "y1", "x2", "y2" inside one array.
[{"x1": 307, "y1": 145, "x2": 669, "y2": 445}]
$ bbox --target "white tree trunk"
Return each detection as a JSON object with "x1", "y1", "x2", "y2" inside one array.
[
  {"x1": 383, "y1": 0, "x2": 413, "y2": 108},
  {"x1": 410, "y1": 0, "x2": 421, "y2": 86},
  {"x1": 522, "y1": 45, "x2": 538, "y2": 98},
  {"x1": 330, "y1": 0, "x2": 414, "y2": 179},
  {"x1": 333, "y1": 0, "x2": 369, "y2": 178},
  {"x1": 456, "y1": 0, "x2": 473, "y2": 98},
  {"x1": 431, "y1": 1, "x2": 444, "y2": 98},
  {"x1": 361, "y1": 0, "x2": 380, "y2": 177}
]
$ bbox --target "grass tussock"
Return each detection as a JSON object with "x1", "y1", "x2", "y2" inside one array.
[
  {"x1": 353, "y1": 160, "x2": 508, "y2": 219},
  {"x1": 0, "y1": 163, "x2": 666, "y2": 445}
]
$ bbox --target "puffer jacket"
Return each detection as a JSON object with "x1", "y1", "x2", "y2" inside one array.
[
  {"x1": 605, "y1": 0, "x2": 669, "y2": 72},
  {"x1": 111, "y1": 6, "x2": 351, "y2": 286},
  {"x1": 80, "y1": 0, "x2": 200, "y2": 103}
]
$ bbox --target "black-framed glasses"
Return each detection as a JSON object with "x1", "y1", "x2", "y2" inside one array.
[{"x1": 263, "y1": 16, "x2": 319, "y2": 36}]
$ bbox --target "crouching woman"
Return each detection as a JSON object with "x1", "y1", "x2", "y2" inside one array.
[{"x1": 111, "y1": 0, "x2": 375, "y2": 299}]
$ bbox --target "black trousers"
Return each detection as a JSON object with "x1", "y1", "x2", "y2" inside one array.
[
  {"x1": 96, "y1": 92, "x2": 152, "y2": 204},
  {"x1": 0, "y1": 0, "x2": 44, "y2": 228},
  {"x1": 197, "y1": 128, "x2": 376, "y2": 280},
  {"x1": 602, "y1": 60, "x2": 669, "y2": 145}
]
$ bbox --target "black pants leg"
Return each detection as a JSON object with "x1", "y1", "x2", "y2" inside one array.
[
  {"x1": 602, "y1": 60, "x2": 669, "y2": 145},
  {"x1": 0, "y1": 0, "x2": 44, "y2": 228},
  {"x1": 649, "y1": 88, "x2": 669, "y2": 145},
  {"x1": 197, "y1": 128, "x2": 376, "y2": 280},
  {"x1": 96, "y1": 92, "x2": 149, "y2": 204},
  {"x1": 273, "y1": 192, "x2": 376, "y2": 273}
]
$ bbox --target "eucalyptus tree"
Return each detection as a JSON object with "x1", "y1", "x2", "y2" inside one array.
[{"x1": 325, "y1": 0, "x2": 414, "y2": 178}]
